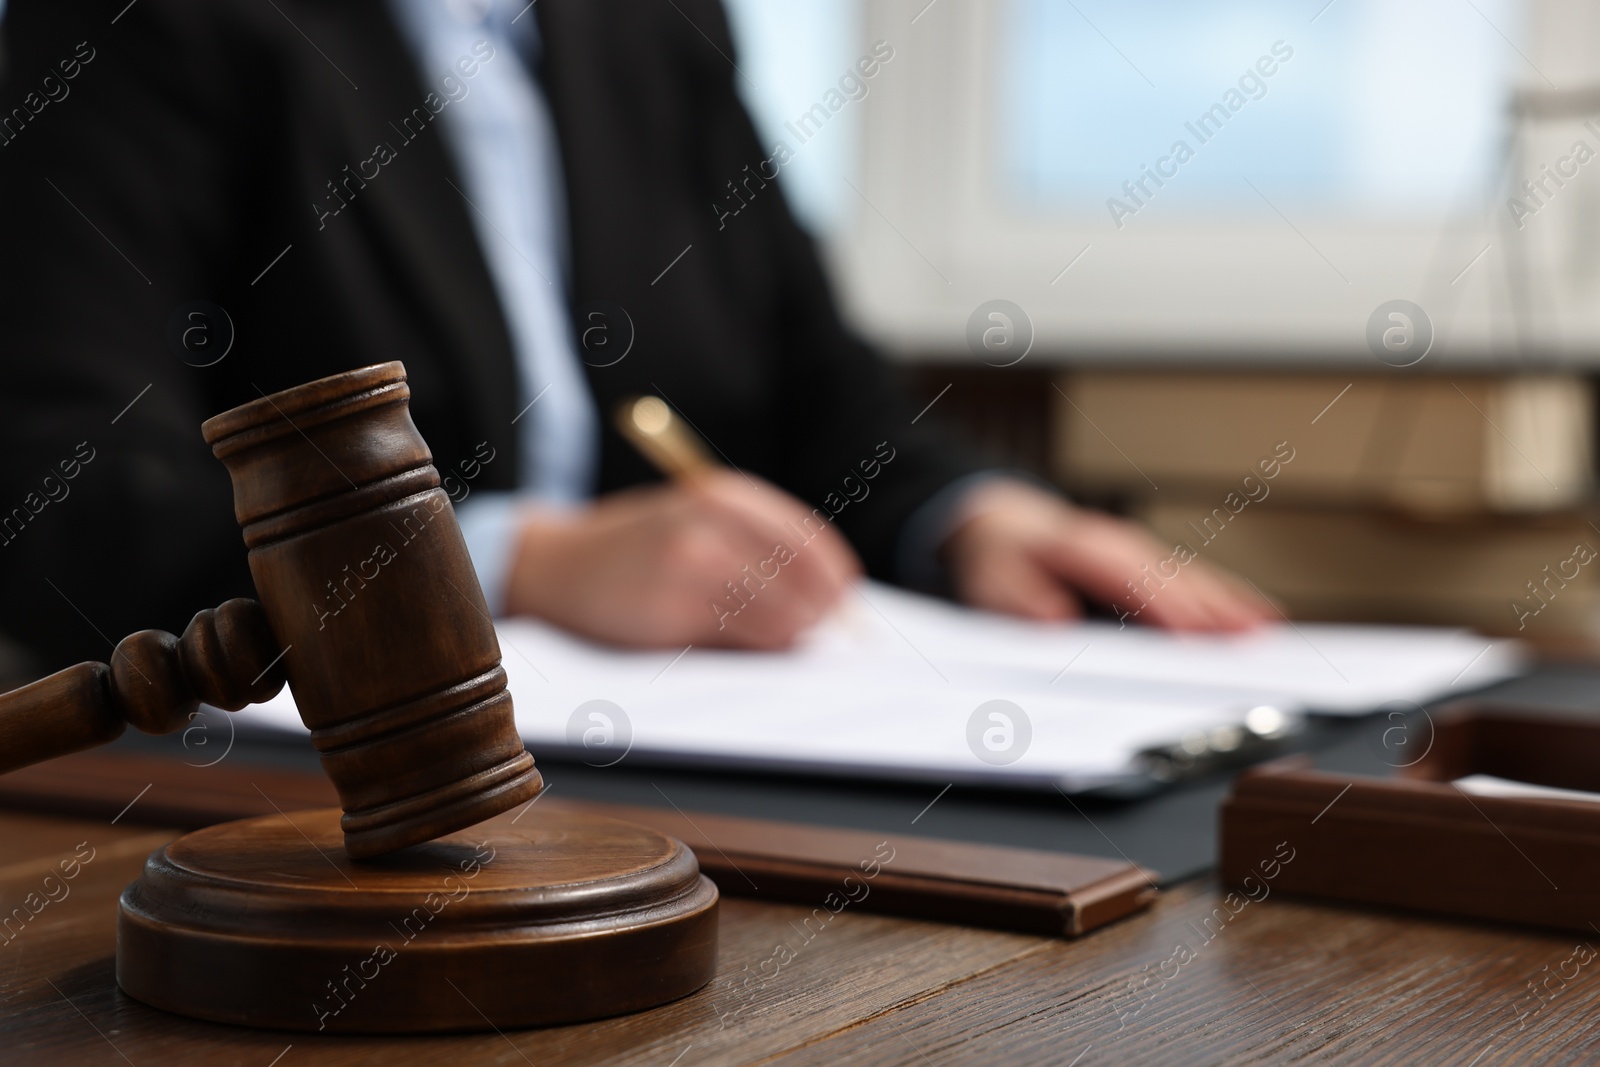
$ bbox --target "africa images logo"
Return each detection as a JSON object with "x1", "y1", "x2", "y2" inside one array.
[{"x1": 966, "y1": 699, "x2": 1031, "y2": 766}]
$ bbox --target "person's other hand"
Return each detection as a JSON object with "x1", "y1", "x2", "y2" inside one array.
[
  {"x1": 504, "y1": 470, "x2": 861, "y2": 649},
  {"x1": 940, "y1": 480, "x2": 1276, "y2": 632}
]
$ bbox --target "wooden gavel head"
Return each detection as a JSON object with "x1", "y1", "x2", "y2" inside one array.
[
  {"x1": 0, "y1": 362, "x2": 542, "y2": 859},
  {"x1": 200, "y1": 362, "x2": 543, "y2": 857}
]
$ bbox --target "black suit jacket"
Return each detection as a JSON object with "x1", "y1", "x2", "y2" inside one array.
[{"x1": 0, "y1": 0, "x2": 984, "y2": 673}]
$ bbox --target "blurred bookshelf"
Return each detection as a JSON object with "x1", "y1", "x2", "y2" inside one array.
[{"x1": 902, "y1": 365, "x2": 1600, "y2": 650}]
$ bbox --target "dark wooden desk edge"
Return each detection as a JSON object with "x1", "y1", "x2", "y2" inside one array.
[{"x1": 0, "y1": 749, "x2": 1155, "y2": 938}]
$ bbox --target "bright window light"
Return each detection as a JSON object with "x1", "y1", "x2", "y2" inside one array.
[{"x1": 1001, "y1": 0, "x2": 1520, "y2": 219}]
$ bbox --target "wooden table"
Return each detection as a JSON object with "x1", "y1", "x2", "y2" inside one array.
[{"x1": 4, "y1": 809, "x2": 1596, "y2": 1066}]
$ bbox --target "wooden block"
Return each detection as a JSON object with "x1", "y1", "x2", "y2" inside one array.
[
  {"x1": 574, "y1": 799, "x2": 1158, "y2": 937},
  {"x1": 1220, "y1": 704, "x2": 1600, "y2": 933}
]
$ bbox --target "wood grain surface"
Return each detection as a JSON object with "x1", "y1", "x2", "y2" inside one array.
[{"x1": 2, "y1": 809, "x2": 1593, "y2": 1065}]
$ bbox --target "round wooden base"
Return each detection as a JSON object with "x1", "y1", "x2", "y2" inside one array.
[{"x1": 116, "y1": 805, "x2": 719, "y2": 1033}]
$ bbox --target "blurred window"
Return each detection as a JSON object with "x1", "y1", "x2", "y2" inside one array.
[
  {"x1": 723, "y1": 0, "x2": 860, "y2": 234},
  {"x1": 1001, "y1": 0, "x2": 1516, "y2": 218}
]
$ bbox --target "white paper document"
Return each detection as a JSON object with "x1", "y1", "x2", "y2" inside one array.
[{"x1": 232, "y1": 581, "x2": 1525, "y2": 791}]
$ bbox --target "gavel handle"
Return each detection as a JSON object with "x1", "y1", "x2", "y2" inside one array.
[
  {"x1": 0, "y1": 661, "x2": 124, "y2": 775},
  {"x1": 0, "y1": 598, "x2": 287, "y2": 776}
]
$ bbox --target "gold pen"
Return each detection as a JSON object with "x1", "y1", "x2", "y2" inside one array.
[
  {"x1": 616, "y1": 396, "x2": 867, "y2": 636},
  {"x1": 615, "y1": 395, "x2": 717, "y2": 479}
]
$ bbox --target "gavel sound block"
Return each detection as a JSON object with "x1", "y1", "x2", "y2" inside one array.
[{"x1": 0, "y1": 363, "x2": 717, "y2": 1032}]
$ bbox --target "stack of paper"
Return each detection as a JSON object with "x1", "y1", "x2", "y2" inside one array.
[{"x1": 232, "y1": 581, "x2": 1525, "y2": 791}]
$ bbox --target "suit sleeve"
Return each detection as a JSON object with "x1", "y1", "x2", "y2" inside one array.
[{"x1": 0, "y1": 1, "x2": 256, "y2": 673}]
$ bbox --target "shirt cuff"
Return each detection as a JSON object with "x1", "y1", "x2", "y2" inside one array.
[
  {"x1": 894, "y1": 470, "x2": 1066, "y2": 593},
  {"x1": 894, "y1": 471, "x2": 1010, "y2": 593},
  {"x1": 453, "y1": 491, "x2": 527, "y2": 617}
]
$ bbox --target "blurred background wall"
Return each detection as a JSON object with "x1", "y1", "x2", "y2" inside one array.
[
  {"x1": 726, "y1": 0, "x2": 1600, "y2": 644},
  {"x1": 4, "y1": 0, "x2": 1593, "y2": 648}
]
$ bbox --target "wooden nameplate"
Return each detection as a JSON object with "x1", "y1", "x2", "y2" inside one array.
[
  {"x1": 0, "y1": 749, "x2": 1156, "y2": 939},
  {"x1": 1220, "y1": 702, "x2": 1600, "y2": 933},
  {"x1": 573, "y1": 799, "x2": 1156, "y2": 938}
]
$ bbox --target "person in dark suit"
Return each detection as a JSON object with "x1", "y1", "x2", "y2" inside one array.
[{"x1": 0, "y1": 0, "x2": 1269, "y2": 676}]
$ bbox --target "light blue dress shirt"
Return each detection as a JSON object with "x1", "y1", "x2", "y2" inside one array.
[
  {"x1": 387, "y1": 0, "x2": 994, "y2": 611},
  {"x1": 389, "y1": 0, "x2": 599, "y2": 611}
]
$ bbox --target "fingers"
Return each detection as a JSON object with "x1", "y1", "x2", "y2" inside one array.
[
  {"x1": 1130, "y1": 566, "x2": 1272, "y2": 632},
  {"x1": 691, "y1": 527, "x2": 837, "y2": 650},
  {"x1": 703, "y1": 596, "x2": 818, "y2": 650},
  {"x1": 688, "y1": 471, "x2": 860, "y2": 637},
  {"x1": 1122, "y1": 559, "x2": 1277, "y2": 633},
  {"x1": 705, "y1": 470, "x2": 863, "y2": 582},
  {"x1": 1022, "y1": 509, "x2": 1278, "y2": 634},
  {"x1": 1177, "y1": 566, "x2": 1280, "y2": 631},
  {"x1": 520, "y1": 467, "x2": 1280, "y2": 649},
  {"x1": 506, "y1": 474, "x2": 873, "y2": 650},
  {"x1": 952, "y1": 529, "x2": 1083, "y2": 622}
]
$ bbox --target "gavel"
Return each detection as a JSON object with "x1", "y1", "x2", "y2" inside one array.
[
  {"x1": 0, "y1": 363, "x2": 717, "y2": 1033},
  {"x1": 0, "y1": 362, "x2": 542, "y2": 858}
]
